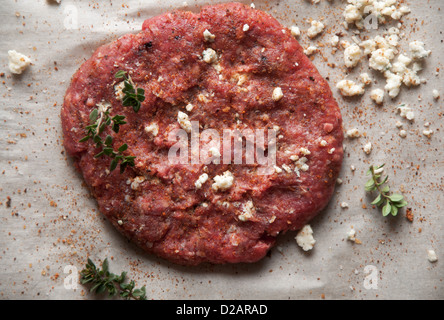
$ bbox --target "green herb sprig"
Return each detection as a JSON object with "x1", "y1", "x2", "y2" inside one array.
[
  {"x1": 115, "y1": 70, "x2": 145, "y2": 113},
  {"x1": 365, "y1": 164, "x2": 408, "y2": 216},
  {"x1": 80, "y1": 258, "x2": 147, "y2": 300},
  {"x1": 79, "y1": 103, "x2": 135, "y2": 173}
]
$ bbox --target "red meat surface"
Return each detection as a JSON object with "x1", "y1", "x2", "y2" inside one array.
[{"x1": 61, "y1": 2, "x2": 343, "y2": 265}]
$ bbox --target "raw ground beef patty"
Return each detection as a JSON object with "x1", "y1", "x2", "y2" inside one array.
[{"x1": 61, "y1": 2, "x2": 343, "y2": 265}]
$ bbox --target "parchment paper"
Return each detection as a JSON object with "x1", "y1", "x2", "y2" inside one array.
[{"x1": 0, "y1": 0, "x2": 442, "y2": 300}]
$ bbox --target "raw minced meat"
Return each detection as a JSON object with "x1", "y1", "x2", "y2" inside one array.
[{"x1": 61, "y1": 2, "x2": 343, "y2": 265}]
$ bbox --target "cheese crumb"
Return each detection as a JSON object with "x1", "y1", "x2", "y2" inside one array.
[
  {"x1": 346, "y1": 128, "x2": 361, "y2": 138},
  {"x1": 203, "y1": 29, "x2": 216, "y2": 42},
  {"x1": 295, "y1": 225, "x2": 316, "y2": 251},
  {"x1": 272, "y1": 87, "x2": 284, "y2": 101},
  {"x1": 399, "y1": 130, "x2": 407, "y2": 138},
  {"x1": 177, "y1": 111, "x2": 192, "y2": 133},
  {"x1": 363, "y1": 142, "x2": 372, "y2": 155},
  {"x1": 427, "y1": 249, "x2": 438, "y2": 263},
  {"x1": 344, "y1": 44, "x2": 362, "y2": 68},
  {"x1": 290, "y1": 25, "x2": 301, "y2": 38},
  {"x1": 423, "y1": 129, "x2": 434, "y2": 139},
  {"x1": 202, "y1": 48, "x2": 218, "y2": 64},
  {"x1": 238, "y1": 200, "x2": 255, "y2": 222},
  {"x1": 336, "y1": 80, "x2": 364, "y2": 96},
  {"x1": 212, "y1": 171, "x2": 234, "y2": 191},
  {"x1": 8, "y1": 50, "x2": 31, "y2": 74},
  {"x1": 307, "y1": 20, "x2": 325, "y2": 39},
  {"x1": 304, "y1": 46, "x2": 318, "y2": 56},
  {"x1": 433, "y1": 90, "x2": 440, "y2": 100},
  {"x1": 242, "y1": 24, "x2": 250, "y2": 32},
  {"x1": 194, "y1": 173, "x2": 209, "y2": 189},
  {"x1": 144, "y1": 122, "x2": 159, "y2": 137},
  {"x1": 346, "y1": 228, "x2": 356, "y2": 242},
  {"x1": 409, "y1": 41, "x2": 431, "y2": 60},
  {"x1": 370, "y1": 88, "x2": 384, "y2": 104}
]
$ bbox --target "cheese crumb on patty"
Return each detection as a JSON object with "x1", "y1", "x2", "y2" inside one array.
[
  {"x1": 202, "y1": 48, "x2": 218, "y2": 64},
  {"x1": 212, "y1": 171, "x2": 234, "y2": 191},
  {"x1": 177, "y1": 111, "x2": 192, "y2": 133},
  {"x1": 272, "y1": 87, "x2": 284, "y2": 101},
  {"x1": 195, "y1": 173, "x2": 209, "y2": 189}
]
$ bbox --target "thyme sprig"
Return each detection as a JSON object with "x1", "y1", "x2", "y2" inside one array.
[
  {"x1": 79, "y1": 102, "x2": 135, "y2": 173},
  {"x1": 80, "y1": 258, "x2": 147, "y2": 300},
  {"x1": 365, "y1": 164, "x2": 408, "y2": 216},
  {"x1": 115, "y1": 70, "x2": 145, "y2": 113}
]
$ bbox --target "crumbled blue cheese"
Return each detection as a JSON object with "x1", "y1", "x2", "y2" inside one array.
[
  {"x1": 346, "y1": 128, "x2": 360, "y2": 138},
  {"x1": 212, "y1": 171, "x2": 234, "y2": 191},
  {"x1": 346, "y1": 228, "x2": 356, "y2": 242},
  {"x1": 409, "y1": 41, "x2": 431, "y2": 60},
  {"x1": 8, "y1": 50, "x2": 31, "y2": 74},
  {"x1": 307, "y1": 20, "x2": 325, "y2": 39},
  {"x1": 399, "y1": 130, "x2": 407, "y2": 138},
  {"x1": 272, "y1": 87, "x2": 284, "y2": 101},
  {"x1": 290, "y1": 25, "x2": 301, "y2": 38},
  {"x1": 185, "y1": 103, "x2": 194, "y2": 112},
  {"x1": 130, "y1": 176, "x2": 145, "y2": 191},
  {"x1": 397, "y1": 104, "x2": 415, "y2": 121},
  {"x1": 304, "y1": 46, "x2": 318, "y2": 56},
  {"x1": 203, "y1": 29, "x2": 216, "y2": 42},
  {"x1": 363, "y1": 142, "x2": 372, "y2": 155},
  {"x1": 195, "y1": 173, "x2": 209, "y2": 189},
  {"x1": 202, "y1": 48, "x2": 218, "y2": 64},
  {"x1": 423, "y1": 129, "x2": 434, "y2": 139},
  {"x1": 384, "y1": 71, "x2": 403, "y2": 98},
  {"x1": 295, "y1": 225, "x2": 316, "y2": 251},
  {"x1": 238, "y1": 200, "x2": 255, "y2": 222},
  {"x1": 344, "y1": 43, "x2": 362, "y2": 68},
  {"x1": 370, "y1": 88, "x2": 384, "y2": 104},
  {"x1": 144, "y1": 122, "x2": 159, "y2": 137},
  {"x1": 274, "y1": 166, "x2": 283, "y2": 173},
  {"x1": 299, "y1": 147, "x2": 311, "y2": 156},
  {"x1": 330, "y1": 35, "x2": 339, "y2": 47},
  {"x1": 432, "y1": 89, "x2": 440, "y2": 100},
  {"x1": 242, "y1": 24, "x2": 250, "y2": 32},
  {"x1": 177, "y1": 111, "x2": 192, "y2": 133},
  {"x1": 427, "y1": 249, "x2": 438, "y2": 263},
  {"x1": 343, "y1": 0, "x2": 410, "y2": 29},
  {"x1": 336, "y1": 80, "x2": 364, "y2": 96},
  {"x1": 359, "y1": 73, "x2": 372, "y2": 86}
]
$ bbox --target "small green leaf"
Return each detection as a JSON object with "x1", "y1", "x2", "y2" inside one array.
[
  {"x1": 394, "y1": 199, "x2": 408, "y2": 208},
  {"x1": 110, "y1": 158, "x2": 118, "y2": 172},
  {"x1": 118, "y1": 144, "x2": 128, "y2": 153},
  {"x1": 371, "y1": 194, "x2": 382, "y2": 205},
  {"x1": 115, "y1": 70, "x2": 127, "y2": 79},
  {"x1": 365, "y1": 179, "x2": 376, "y2": 191},
  {"x1": 382, "y1": 202, "x2": 391, "y2": 217},
  {"x1": 79, "y1": 135, "x2": 91, "y2": 143},
  {"x1": 389, "y1": 194, "x2": 404, "y2": 202},
  {"x1": 390, "y1": 204, "x2": 398, "y2": 217},
  {"x1": 89, "y1": 109, "x2": 99, "y2": 123}
]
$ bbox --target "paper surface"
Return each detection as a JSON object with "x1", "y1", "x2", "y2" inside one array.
[{"x1": 0, "y1": 0, "x2": 443, "y2": 300}]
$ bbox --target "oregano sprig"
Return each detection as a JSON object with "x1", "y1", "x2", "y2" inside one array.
[
  {"x1": 80, "y1": 258, "x2": 147, "y2": 300},
  {"x1": 79, "y1": 102, "x2": 135, "y2": 173},
  {"x1": 365, "y1": 164, "x2": 408, "y2": 216},
  {"x1": 115, "y1": 70, "x2": 145, "y2": 113}
]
